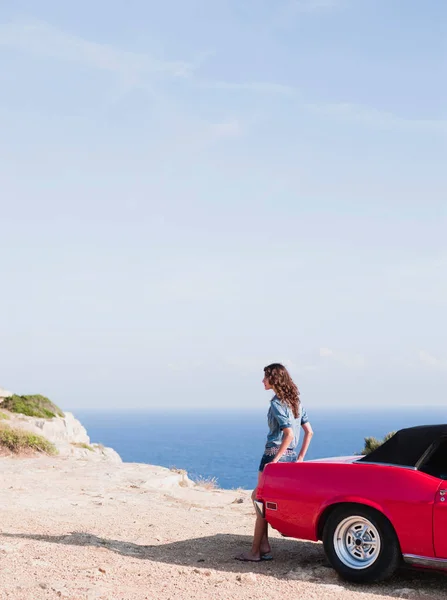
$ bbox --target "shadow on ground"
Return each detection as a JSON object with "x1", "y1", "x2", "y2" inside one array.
[{"x1": 3, "y1": 531, "x2": 447, "y2": 598}]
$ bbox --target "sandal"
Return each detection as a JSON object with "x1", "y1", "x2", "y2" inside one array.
[{"x1": 235, "y1": 553, "x2": 262, "y2": 562}]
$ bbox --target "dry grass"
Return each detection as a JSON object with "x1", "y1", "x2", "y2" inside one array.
[
  {"x1": 0, "y1": 424, "x2": 57, "y2": 455},
  {"x1": 0, "y1": 411, "x2": 10, "y2": 420},
  {"x1": 170, "y1": 466, "x2": 219, "y2": 490},
  {"x1": 193, "y1": 475, "x2": 219, "y2": 490},
  {"x1": 71, "y1": 442, "x2": 94, "y2": 451},
  {"x1": 170, "y1": 467, "x2": 187, "y2": 475},
  {"x1": 170, "y1": 467, "x2": 191, "y2": 488}
]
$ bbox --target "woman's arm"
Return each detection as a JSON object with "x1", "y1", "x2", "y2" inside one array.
[
  {"x1": 271, "y1": 427, "x2": 294, "y2": 463},
  {"x1": 297, "y1": 422, "x2": 314, "y2": 462}
]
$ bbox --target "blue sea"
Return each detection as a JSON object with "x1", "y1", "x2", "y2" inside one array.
[{"x1": 75, "y1": 408, "x2": 447, "y2": 490}]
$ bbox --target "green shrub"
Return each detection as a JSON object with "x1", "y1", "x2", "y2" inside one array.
[
  {"x1": 1, "y1": 394, "x2": 64, "y2": 419},
  {"x1": 0, "y1": 425, "x2": 58, "y2": 454},
  {"x1": 360, "y1": 431, "x2": 396, "y2": 455},
  {"x1": 0, "y1": 411, "x2": 10, "y2": 420}
]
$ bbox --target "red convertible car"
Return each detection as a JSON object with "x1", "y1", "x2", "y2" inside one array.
[{"x1": 255, "y1": 424, "x2": 447, "y2": 583}]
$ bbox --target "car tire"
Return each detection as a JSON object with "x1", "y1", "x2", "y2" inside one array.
[{"x1": 323, "y1": 505, "x2": 401, "y2": 583}]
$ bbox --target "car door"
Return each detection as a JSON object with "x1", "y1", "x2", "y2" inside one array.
[{"x1": 434, "y1": 482, "x2": 447, "y2": 558}]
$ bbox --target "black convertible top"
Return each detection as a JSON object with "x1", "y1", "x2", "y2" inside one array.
[{"x1": 358, "y1": 424, "x2": 447, "y2": 467}]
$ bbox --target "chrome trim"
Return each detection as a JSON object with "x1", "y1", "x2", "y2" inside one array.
[
  {"x1": 403, "y1": 554, "x2": 447, "y2": 569},
  {"x1": 415, "y1": 436, "x2": 447, "y2": 471},
  {"x1": 333, "y1": 515, "x2": 381, "y2": 570},
  {"x1": 253, "y1": 500, "x2": 264, "y2": 518},
  {"x1": 415, "y1": 441, "x2": 439, "y2": 471},
  {"x1": 309, "y1": 456, "x2": 359, "y2": 463},
  {"x1": 358, "y1": 462, "x2": 417, "y2": 470}
]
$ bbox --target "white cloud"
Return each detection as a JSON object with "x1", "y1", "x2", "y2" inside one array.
[
  {"x1": 271, "y1": 0, "x2": 345, "y2": 30},
  {"x1": 288, "y1": 0, "x2": 342, "y2": 13},
  {"x1": 419, "y1": 351, "x2": 447, "y2": 371},
  {"x1": 209, "y1": 118, "x2": 242, "y2": 138},
  {"x1": 319, "y1": 347, "x2": 334, "y2": 358},
  {"x1": 167, "y1": 361, "x2": 203, "y2": 373},
  {"x1": 204, "y1": 81, "x2": 297, "y2": 96},
  {"x1": 224, "y1": 357, "x2": 297, "y2": 373},
  {"x1": 274, "y1": 0, "x2": 343, "y2": 25},
  {"x1": 224, "y1": 357, "x2": 320, "y2": 375},
  {"x1": 382, "y1": 257, "x2": 447, "y2": 306},
  {"x1": 204, "y1": 83, "x2": 446, "y2": 137},
  {"x1": 319, "y1": 347, "x2": 365, "y2": 369},
  {"x1": 0, "y1": 20, "x2": 194, "y2": 80},
  {"x1": 203, "y1": 80, "x2": 445, "y2": 136},
  {"x1": 307, "y1": 102, "x2": 447, "y2": 134}
]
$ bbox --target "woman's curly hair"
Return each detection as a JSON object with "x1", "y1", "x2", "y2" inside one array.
[{"x1": 264, "y1": 363, "x2": 300, "y2": 418}]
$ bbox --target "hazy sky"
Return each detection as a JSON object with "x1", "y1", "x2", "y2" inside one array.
[{"x1": 1, "y1": 0, "x2": 446, "y2": 411}]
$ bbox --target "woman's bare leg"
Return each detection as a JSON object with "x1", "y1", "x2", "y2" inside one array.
[
  {"x1": 252, "y1": 478, "x2": 271, "y2": 555},
  {"x1": 236, "y1": 473, "x2": 271, "y2": 561}
]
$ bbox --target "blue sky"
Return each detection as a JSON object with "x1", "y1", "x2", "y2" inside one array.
[{"x1": 0, "y1": 0, "x2": 446, "y2": 411}]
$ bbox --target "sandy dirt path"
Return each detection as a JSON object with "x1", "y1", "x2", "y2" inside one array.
[{"x1": 1, "y1": 455, "x2": 446, "y2": 600}]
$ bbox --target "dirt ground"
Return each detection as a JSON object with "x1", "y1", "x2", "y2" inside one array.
[{"x1": 1, "y1": 455, "x2": 446, "y2": 600}]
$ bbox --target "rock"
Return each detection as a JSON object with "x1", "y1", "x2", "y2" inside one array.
[
  {"x1": 12, "y1": 412, "x2": 90, "y2": 445},
  {"x1": 193, "y1": 568, "x2": 212, "y2": 576},
  {"x1": 66, "y1": 444, "x2": 122, "y2": 464},
  {"x1": 313, "y1": 565, "x2": 339, "y2": 581},
  {"x1": 393, "y1": 589, "x2": 418, "y2": 599},
  {"x1": 0, "y1": 389, "x2": 120, "y2": 463},
  {"x1": 95, "y1": 446, "x2": 122, "y2": 464},
  {"x1": 232, "y1": 498, "x2": 244, "y2": 504},
  {"x1": 236, "y1": 573, "x2": 257, "y2": 584},
  {"x1": 286, "y1": 567, "x2": 313, "y2": 581},
  {"x1": 86, "y1": 588, "x2": 107, "y2": 600},
  {"x1": 30, "y1": 559, "x2": 51, "y2": 567},
  {"x1": 320, "y1": 584, "x2": 345, "y2": 591},
  {"x1": 51, "y1": 585, "x2": 71, "y2": 598},
  {"x1": 140, "y1": 466, "x2": 195, "y2": 490},
  {"x1": 1, "y1": 409, "x2": 122, "y2": 462}
]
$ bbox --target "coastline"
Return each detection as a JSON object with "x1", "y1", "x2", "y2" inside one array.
[{"x1": 72, "y1": 407, "x2": 447, "y2": 491}]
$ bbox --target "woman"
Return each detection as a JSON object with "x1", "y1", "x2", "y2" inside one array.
[{"x1": 236, "y1": 362, "x2": 314, "y2": 562}]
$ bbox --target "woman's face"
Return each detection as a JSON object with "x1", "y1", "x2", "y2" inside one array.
[{"x1": 263, "y1": 375, "x2": 273, "y2": 391}]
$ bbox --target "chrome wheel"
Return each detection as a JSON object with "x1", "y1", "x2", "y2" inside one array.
[{"x1": 333, "y1": 516, "x2": 381, "y2": 570}]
